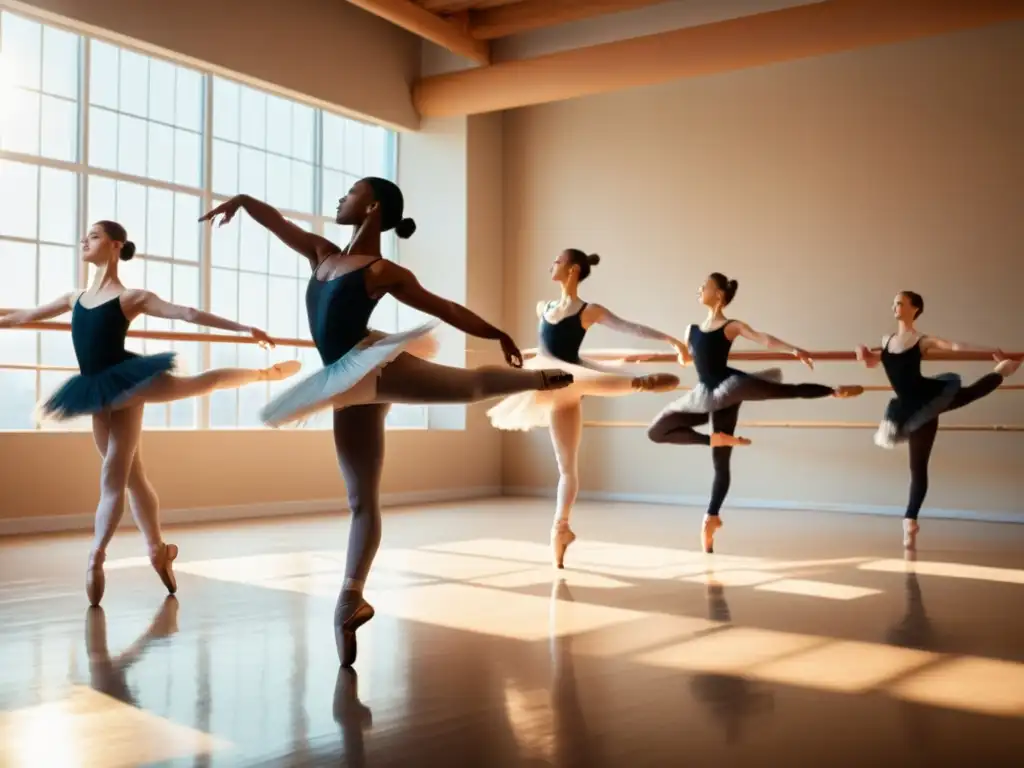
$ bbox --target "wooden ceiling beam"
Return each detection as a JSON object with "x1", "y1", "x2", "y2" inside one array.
[
  {"x1": 469, "y1": 0, "x2": 674, "y2": 41},
  {"x1": 414, "y1": 0, "x2": 1024, "y2": 116},
  {"x1": 345, "y1": 0, "x2": 490, "y2": 64}
]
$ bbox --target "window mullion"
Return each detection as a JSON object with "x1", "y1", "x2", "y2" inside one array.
[{"x1": 200, "y1": 72, "x2": 214, "y2": 430}]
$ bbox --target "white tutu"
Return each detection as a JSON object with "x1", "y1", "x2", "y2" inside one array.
[
  {"x1": 486, "y1": 352, "x2": 640, "y2": 431},
  {"x1": 658, "y1": 368, "x2": 783, "y2": 416},
  {"x1": 260, "y1": 321, "x2": 440, "y2": 428}
]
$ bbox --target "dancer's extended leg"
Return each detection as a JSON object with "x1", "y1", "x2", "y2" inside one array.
[
  {"x1": 374, "y1": 353, "x2": 570, "y2": 404},
  {"x1": 333, "y1": 403, "x2": 389, "y2": 667},
  {"x1": 736, "y1": 377, "x2": 862, "y2": 402},
  {"x1": 647, "y1": 409, "x2": 749, "y2": 448},
  {"x1": 122, "y1": 360, "x2": 301, "y2": 406},
  {"x1": 549, "y1": 401, "x2": 582, "y2": 568}
]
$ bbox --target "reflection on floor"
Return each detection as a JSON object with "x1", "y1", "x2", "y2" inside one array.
[{"x1": 1, "y1": 499, "x2": 1023, "y2": 766}]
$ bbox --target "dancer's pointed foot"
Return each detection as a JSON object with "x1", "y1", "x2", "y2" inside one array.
[
  {"x1": 632, "y1": 373, "x2": 680, "y2": 392},
  {"x1": 702, "y1": 514, "x2": 723, "y2": 554},
  {"x1": 150, "y1": 543, "x2": 178, "y2": 595},
  {"x1": 832, "y1": 385, "x2": 864, "y2": 398},
  {"x1": 710, "y1": 432, "x2": 751, "y2": 448},
  {"x1": 995, "y1": 358, "x2": 1020, "y2": 377},
  {"x1": 261, "y1": 360, "x2": 302, "y2": 381},
  {"x1": 539, "y1": 369, "x2": 574, "y2": 390},
  {"x1": 551, "y1": 523, "x2": 576, "y2": 569},
  {"x1": 86, "y1": 551, "x2": 106, "y2": 607},
  {"x1": 903, "y1": 519, "x2": 920, "y2": 550},
  {"x1": 335, "y1": 591, "x2": 376, "y2": 667}
]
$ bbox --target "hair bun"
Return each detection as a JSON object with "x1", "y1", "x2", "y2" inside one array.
[
  {"x1": 587, "y1": 253, "x2": 600, "y2": 266},
  {"x1": 727, "y1": 279, "x2": 738, "y2": 290},
  {"x1": 120, "y1": 240, "x2": 136, "y2": 261},
  {"x1": 394, "y1": 217, "x2": 416, "y2": 239}
]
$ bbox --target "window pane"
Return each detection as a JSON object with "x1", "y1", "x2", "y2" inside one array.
[
  {"x1": 38, "y1": 244, "x2": 76, "y2": 301},
  {"x1": 268, "y1": 218, "x2": 305, "y2": 277},
  {"x1": 40, "y1": 323, "x2": 76, "y2": 367},
  {"x1": 297, "y1": 280, "x2": 311, "y2": 339},
  {"x1": 0, "y1": 160, "x2": 38, "y2": 240},
  {"x1": 238, "y1": 272, "x2": 267, "y2": 328},
  {"x1": 210, "y1": 267, "x2": 238, "y2": 318},
  {"x1": 87, "y1": 174, "x2": 116, "y2": 223},
  {"x1": 41, "y1": 26, "x2": 79, "y2": 100},
  {"x1": 145, "y1": 261, "x2": 172, "y2": 326},
  {"x1": 239, "y1": 214, "x2": 268, "y2": 273},
  {"x1": 344, "y1": 121, "x2": 365, "y2": 176},
  {"x1": 119, "y1": 251, "x2": 144, "y2": 287},
  {"x1": 210, "y1": 213, "x2": 239, "y2": 268},
  {"x1": 238, "y1": 380, "x2": 267, "y2": 428},
  {"x1": 212, "y1": 77, "x2": 239, "y2": 141},
  {"x1": 118, "y1": 49, "x2": 148, "y2": 117},
  {"x1": 40, "y1": 94, "x2": 77, "y2": 162},
  {"x1": 266, "y1": 95, "x2": 291, "y2": 157},
  {"x1": 1, "y1": 88, "x2": 41, "y2": 155},
  {"x1": 268, "y1": 277, "x2": 298, "y2": 338},
  {"x1": 0, "y1": 325, "x2": 36, "y2": 366},
  {"x1": 39, "y1": 167, "x2": 77, "y2": 245},
  {"x1": 1, "y1": 12, "x2": 42, "y2": 90},
  {"x1": 266, "y1": 153, "x2": 290, "y2": 210},
  {"x1": 292, "y1": 104, "x2": 314, "y2": 162},
  {"x1": 239, "y1": 86, "x2": 266, "y2": 149},
  {"x1": 87, "y1": 106, "x2": 118, "y2": 170},
  {"x1": 147, "y1": 58, "x2": 176, "y2": 125},
  {"x1": 146, "y1": 122, "x2": 174, "y2": 183},
  {"x1": 88, "y1": 40, "x2": 118, "y2": 109},
  {"x1": 144, "y1": 403, "x2": 167, "y2": 428},
  {"x1": 175, "y1": 67, "x2": 202, "y2": 132},
  {"x1": 238, "y1": 147, "x2": 266, "y2": 199},
  {"x1": 117, "y1": 114, "x2": 147, "y2": 176},
  {"x1": 0, "y1": 370, "x2": 36, "y2": 430},
  {"x1": 173, "y1": 129, "x2": 201, "y2": 188},
  {"x1": 169, "y1": 397, "x2": 195, "y2": 429},
  {"x1": 210, "y1": 389, "x2": 237, "y2": 428},
  {"x1": 290, "y1": 161, "x2": 313, "y2": 214},
  {"x1": 212, "y1": 139, "x2": 238, "y2": 197},
  {"x1": 322, "y1": 169, "x2": 345, "y2": 218},
  {"x1": 173, "y1": 193, "x2": 200, "y2": 262},
  {"x1": 146, "y1": 187, "x2": 174, "y2": 257},
  {"x1": 173, "y1": 263, "x2": 199, "y2": 309},
  {"x1": 115, "y1": 180, "x2": 147, "y2": 253},
  {"x1": 0, "y1": 239, "x2": 37, "y2": 306}
]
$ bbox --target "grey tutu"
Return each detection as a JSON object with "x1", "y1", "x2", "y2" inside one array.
[
  {"x1": 660, "y1": 368, "x2": 783, "y2": 415},
  {"x1": 874, "y1": 373, "x2": 961, "y2": 449}
]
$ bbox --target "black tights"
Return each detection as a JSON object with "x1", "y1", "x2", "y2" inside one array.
[
  {"x1": 648, "y1": 380, "x2": 836, "y2": 517},
  {"x1": 904, "y1": 373, "x2": 1004, "y2": 520}
]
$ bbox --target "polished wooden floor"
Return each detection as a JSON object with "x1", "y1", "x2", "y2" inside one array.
[{"x1": 1, "y1": 499, "x2": 1023, "y2": 767}]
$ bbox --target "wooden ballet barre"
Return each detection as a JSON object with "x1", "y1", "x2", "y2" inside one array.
[
  {"x1": 521, "y1": 348, "x2": 1023, "y2": 363},
  {"x1": 0, "y1": 319, "x2": 317, "y2": 348},
  {"x1": 586, "y1": 420, "x2": 1024, "y2": 432}
]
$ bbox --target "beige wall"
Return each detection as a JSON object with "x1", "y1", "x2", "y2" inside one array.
[
  {"x1": 501, "y1": 22, "x2": 1024, "y2": 520},
  {"x1": 8, "y1": 0, "x2": 421, "y2": 129}
]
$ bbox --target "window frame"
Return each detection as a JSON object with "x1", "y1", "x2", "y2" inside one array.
[{"x1": 0, "y1": 7, "x2": 422, "y2": 432}]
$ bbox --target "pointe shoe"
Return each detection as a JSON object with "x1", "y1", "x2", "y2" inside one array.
[
  {"x1": 539, "y1": 370, "x2": 574, "y2": 390},
  {"x1": 702, "y1": 515, "x2": 723, "y2": 554},
  {"x1": 833, "y1": 385, "x2": 864, "y2": 398},
  {"x1": 150, "y1": 543, "x2": 179, "y2": 595},
  {"x1": 995, "y1": 358, "x2": 1021, "y2": 377},
  {"x1": 633, "y1": 373, "x2": 680, "y2": 392},
  {"x1": 263, "y1": 360, "x2": 302, "y2": 381},
  {"x1": 551, "y1": 525, "x2": 576, "y2": 569},
  {"x1": 86, "y1": 552, "x2": 106, "y2": 607},
  {"x1": 903, "y1": 519, "x2": 920, "y2": 550},
  {"x1": 335, "y1": 594, "x2": 376, "y2": 668}
]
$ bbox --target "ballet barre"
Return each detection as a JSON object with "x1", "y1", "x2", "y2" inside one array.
[
  {"x1": 521, "y1": 348, "x2": 1024, "y2": 363},
  {"x1": 586, "y1": 420, "x2": 1024, "y2": 432},
  {"x1": 0, "y1": 318, "x2": 317, "y2": 348}
]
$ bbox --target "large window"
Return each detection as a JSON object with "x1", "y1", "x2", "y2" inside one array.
[{"x1": 0, "y1": 9, "x2": 419, "y2": 431}]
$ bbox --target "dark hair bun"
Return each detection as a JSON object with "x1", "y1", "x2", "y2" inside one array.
[
  {"x1": 120, "y1": 240, "x2": 136, "y2": 261},
  {"x1": 727, "y1": 279, "x2": 738, "y2": 292},
  {"x1": 586, "y1": 253, "x2": 600, "y2": 266},
  {"x1": 394, "y1": 218, "x2": 416, "y2": 239}
]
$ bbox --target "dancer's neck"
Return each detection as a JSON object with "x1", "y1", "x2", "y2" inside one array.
[
  {"x1": 88, "y1": 263, "x2": 123, "y2": 294},
  {"x1": 897, "y1": 320, "x2": 917, "y2": 336},
  {"x1": 705, "y1": 307, "x2": 727, "y2": 326},
  {"x1": 559, "y1": 281, "x2": 579, "y2": 302}
]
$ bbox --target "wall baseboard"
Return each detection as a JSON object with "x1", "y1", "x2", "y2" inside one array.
[
  {"x1": 503, "y1": 487, "x2": 1024, "y2": 525},
  {"x1": 0, "y1": 486, "x2": 502, "y2": 537}
]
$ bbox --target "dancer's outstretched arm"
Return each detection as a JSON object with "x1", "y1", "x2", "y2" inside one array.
[
  {"x1": 585, "y1": 305, "x2": 688, "y2": 360},
  {"x1": 920, "y1": 335, "x2": 1006, "y2": 359},
  {"x1": 122, "y1": 290, "x2": 274, "y2": 347},
  {"x1": 730, "y1": 321, "x2": 814, "y2": 369},
  {"x1": 0, "y1": 293, "x2": 75, "y2": 327},
  {"x1": 856, "y1": 344, "x2": 883, "y2": 368},
  {"x1": 200, "y1": 195, "x2": 339, "y2": 267},
  {"x1": 375, "y1": 262, "x2": 523, "y2": 367}
]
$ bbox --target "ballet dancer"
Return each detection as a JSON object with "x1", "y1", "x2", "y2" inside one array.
[
  {"x1": 646, "y1": 272, "x2": 863, "y2": 553},
  {"x1": 200, "y1": 179, "x2": 572, "y2": 667},
  {"x1": 487, "y1": 248, "x2": 684, "y2": 568},
  {"x1": 0, "y1": 220, "x2": 301, "y2": 606},
  {"x1": 856, "y1": 290, "x2": 1019, "y2": 549}
]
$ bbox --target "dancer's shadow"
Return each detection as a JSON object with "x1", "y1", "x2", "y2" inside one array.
[
  {"x1": 689, "y1": 575, "x2": 775, "y2": 745},
  {"x1": 549, "y1": 578, "x2": 600, "y2": 767},
  {"x1": 333, "y1": 668, "x2": 372, "y2": 768},
  {"x1": 885, "y1": 552, "x2": 934, "y2": 651},
  {"x1": 84, "y1": 597, "x2": 179, "y2": 706}
]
